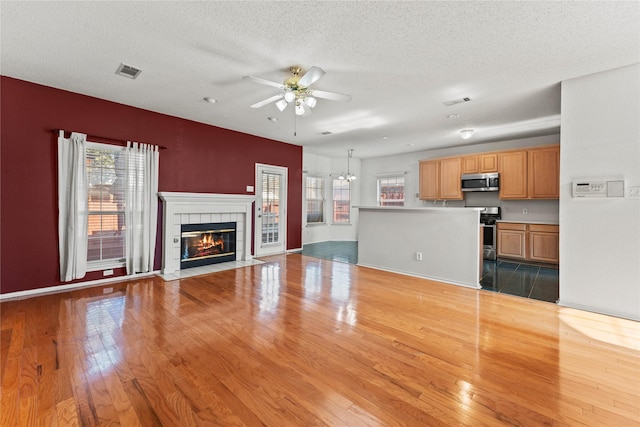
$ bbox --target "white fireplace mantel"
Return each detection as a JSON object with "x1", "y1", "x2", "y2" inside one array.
[{"x1": 158, "y1": 192, "x2": 255, "y2": 275}]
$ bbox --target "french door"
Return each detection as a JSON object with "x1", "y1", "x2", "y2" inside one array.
[{"x1": 255, "y1": 164, "x2": 287, "y2": 256}]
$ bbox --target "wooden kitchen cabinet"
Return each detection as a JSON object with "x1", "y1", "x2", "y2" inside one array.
[
  {"x1": 480, "y1": 153, "x2": 498, "y2": 172},
  {"x1": 497, "y1": 222, "x2": 527, "y2": 259},
  {"x1": 462, "y1": 156, "x2": 479, "y2": 174},
  {"x1": 498, "y1": 145, "x2": 559, "y2": 200},
  {"x1": 462, "y1": 153, "x2": 498, "y2": 174},
  {"x1": 439, "y1": 157, "x2": 462, "y2": 199},
  {"x1": 419, "y1": 160, "x2": 439, "y2": 199},
  {"x1": 497, "y1": 222, "x2": 559, "y2": 264},
  {"x1": 528, "y1": 224, "x2": 560, "y2": 263},
  {"x1": 528, "y1": 146, "x2": 560, "y2": 199},
  {"x1": 498, "y1": 150, "x2": 528, "y2": 199},
  {"x1": 419, "y1": 158, "x2": 462, "y2": 200}
]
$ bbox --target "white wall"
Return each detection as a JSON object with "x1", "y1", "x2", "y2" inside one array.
[
  {"x1": 559, "y1": 64, "x2": 640, "y2": 320},
  {"x1": 358, "y1": 207, "x2": 481, "y2": 288},
  {"x1": 302, "y1": 152, "x2": 361, "y2": 244},
  {"x1": 360, "y1": 134, "x2": 560, "y2": 222}
]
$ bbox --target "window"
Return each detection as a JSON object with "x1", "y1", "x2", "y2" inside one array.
[
  {"x1": 306, "y1": 176, "x2": 325, "y2": 224},
  {"x1": 378, "y1": 176, "x2": 405, "y2": 206},
  {"x1": 86, "y1": 143, "x2": 126, "y2": 267},
  {"x1": 332, "y1": 179, "x2": 351, "y2": 223}
]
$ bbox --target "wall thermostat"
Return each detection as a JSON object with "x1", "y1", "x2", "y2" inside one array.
[{"x1": 572, "y1": 180, "x2": 624, "y2": 198}]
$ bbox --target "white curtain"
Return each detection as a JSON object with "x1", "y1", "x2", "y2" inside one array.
[
  {"x1": 57, "y1": 131, "x2": 88, "y2": 281},
  {"x1": 124, "y1": 142, "x2": 159, "y2": 274}
]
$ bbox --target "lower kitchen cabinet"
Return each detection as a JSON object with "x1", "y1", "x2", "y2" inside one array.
[
  {"x1": 528, "y1": 224, "x2": 560, "y2": 263},
  {"x1": 497, "y1": 223, "x2": 527, "y2": 259},
  {"x1": 497, "y1": 222, "x2": 559, "y2": 264}
]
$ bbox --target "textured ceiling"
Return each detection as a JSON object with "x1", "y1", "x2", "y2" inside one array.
[{"x1": 1, "y1": 1, "x2": 639, "y2": 158}]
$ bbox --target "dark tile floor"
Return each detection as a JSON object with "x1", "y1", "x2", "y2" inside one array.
[
  {"x1": 299, "y1": 241, "x2": 559, "y2": 303},
  {"x1": 480, "y1": 260, "x2": 559, "y2": 303}
]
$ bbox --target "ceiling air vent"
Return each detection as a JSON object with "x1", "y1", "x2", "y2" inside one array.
[
  {"x1": 443, "y1": 97, "x2": 471, "y2": 107},
  {"x1": 116, "y1": 63, "x2": 142, "y2": 79}
]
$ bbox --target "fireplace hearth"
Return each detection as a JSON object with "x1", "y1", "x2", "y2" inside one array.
[{"x1": 181, "y1": 222, "x2": 236, "y2": 269}]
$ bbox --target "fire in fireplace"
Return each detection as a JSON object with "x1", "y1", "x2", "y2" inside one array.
[{"x1": 180, "y1": 222, "x2": 236, "y2": 269}]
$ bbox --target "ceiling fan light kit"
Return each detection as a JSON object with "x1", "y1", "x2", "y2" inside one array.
[{"x1": 244, "y1": 65, "x2": 351, "y2": 117}]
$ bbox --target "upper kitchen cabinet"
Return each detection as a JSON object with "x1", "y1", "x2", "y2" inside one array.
[
  {"x1": 462, "y1": 153, "x2": 498, "y2": 174},
  {"x1": 419, "y1": 157, "x2": 463, "y2": 200},
  {"x1": 498, "y1": 145, "x2": 559, "y2": 200},
  {"x1": 419, "y1": 160, "x2": 439, "y2": 199},
  {"x1": 528, "y1": 146, "x2": 560, "y2": 198},
  {"x1": 498, "y1": 150, "x2": 528, "y2": 199}
]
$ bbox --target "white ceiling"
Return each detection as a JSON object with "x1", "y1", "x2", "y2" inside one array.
[{"x1": 1, "y1": 1, "x2": 638, "y2": 159}]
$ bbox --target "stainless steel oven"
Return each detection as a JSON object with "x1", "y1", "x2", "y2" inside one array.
[{"x1": 478, "y1": 207, "x2": 500, "y2": 261}]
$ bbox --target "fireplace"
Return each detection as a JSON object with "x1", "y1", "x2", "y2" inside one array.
[
  {"x1": 158, "y1": 192, "x2": 254, "y2": 275},
  {"x1": 180, "y1": 222, "x2": 236, "y2": 269}
]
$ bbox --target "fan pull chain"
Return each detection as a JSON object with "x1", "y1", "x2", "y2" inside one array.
[{"x1": 294, "y1": 105, "x2": 297, "y2": 136}]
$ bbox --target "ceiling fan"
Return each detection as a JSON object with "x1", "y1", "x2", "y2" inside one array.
[{"x1": 243, "y1": 66, "x2": 351, "y2": 117}]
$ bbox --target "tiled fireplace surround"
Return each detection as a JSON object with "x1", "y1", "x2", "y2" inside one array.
[{"x1": 158, "y1": 192, "x2": 256, "y2": 275}]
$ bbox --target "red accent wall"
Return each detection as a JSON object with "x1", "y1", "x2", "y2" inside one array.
[{"x1": 0, "y1": 76, "x2": 302, "y2": 294}]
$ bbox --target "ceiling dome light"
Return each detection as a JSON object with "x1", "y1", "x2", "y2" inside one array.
[
  {"x1": 459, "y1": 129, "x2": 475, "y2": 140},
  {"x1": 203, "y1": 97, "x2": 217, "y2": 104}
]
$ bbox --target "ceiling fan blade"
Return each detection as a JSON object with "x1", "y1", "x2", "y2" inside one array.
[
  {"x1": 243, "y1": 75, "x2": 285, "y2": 89},
  {"x1": 308, "y1": 89, "x2": 352, "y2": 102},
  {"x1": 297, "y1": 66, "x2": 326, "y2": 88},
  {"x1": 250, "y1": 94, "x2": 284, "y2": 108}
]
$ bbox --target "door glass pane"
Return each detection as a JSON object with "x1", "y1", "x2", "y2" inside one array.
[{"x1": 261, "y1": 172, "x2": 281, "y2": 244}]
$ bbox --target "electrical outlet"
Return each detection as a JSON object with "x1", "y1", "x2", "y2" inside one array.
[
  {"x1": 416, "y1": 252, "x2": 423, "y2": 261},
  {"x1": 103, "y1": 287, "x2": 113, "y2": 294},
  {"x1": 523, "y1": 208, "x2": 528, "y2": 214}
]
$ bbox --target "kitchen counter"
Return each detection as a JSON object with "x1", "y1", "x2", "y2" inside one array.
[{"x1": 496, "y1": 219, "x2": 559, "y2": 225}]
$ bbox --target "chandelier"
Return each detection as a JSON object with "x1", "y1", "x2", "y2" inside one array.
[{"x1": 338, "y1": 149, "x2": 357, "y2": 181}]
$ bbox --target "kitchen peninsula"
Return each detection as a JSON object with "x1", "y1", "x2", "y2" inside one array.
[{"x1": 357, "y1": 206, "x2": 483, "y2": 288}]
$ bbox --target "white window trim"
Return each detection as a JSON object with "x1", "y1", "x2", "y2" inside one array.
[
  {"x1": 305, "y1": 174, "x2": 327, "y2": 225},
  {"x1": 377, "y1": 175, "x2": 406, "y2": 207},
  {"x1": 85, "y1": 141, "x2": 127, "y2": 272},
  {"x1": 331, "y1": 178, "x2": 351, "y2": 225}
]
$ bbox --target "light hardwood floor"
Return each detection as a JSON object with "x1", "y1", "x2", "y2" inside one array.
[{"x1": 1, "y1": 254, "x2": 639, "y2": 426}]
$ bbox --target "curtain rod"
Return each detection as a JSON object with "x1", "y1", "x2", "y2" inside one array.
[{"x1": 53, "y1": 129, "x2": 167, "y2": 150}]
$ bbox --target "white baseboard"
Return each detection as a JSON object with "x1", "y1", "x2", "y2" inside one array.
[
  {"x1": 0, "y1": 271, "x2": 158, "y2": 302},
  {"x1": 557, "y1": 300, "x2": 640, "y2": 321},
  {"x1": 357, "y1": 262, "x2": 481, "y2": 290}
]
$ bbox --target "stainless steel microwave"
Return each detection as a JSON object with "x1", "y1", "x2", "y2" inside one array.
[{"x1": 461, "y1": 173, "x2": 499, "y2": 192}]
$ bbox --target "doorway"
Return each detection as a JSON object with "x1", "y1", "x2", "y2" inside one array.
[{"x1": 255, "y1": 164, "x2": 287, "y2": 256}]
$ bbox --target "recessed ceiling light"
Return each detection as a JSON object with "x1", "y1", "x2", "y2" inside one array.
[
  {"x1": 203, "y1": 97, "x2": 217, "y2": 104},
  {"x1": 267, "y1": 116, "x2": 278, "y2": 122},
  {"x1": 447, "y1": 114, "x2": 460, "y2": 119},
  {"x1": 381, "y1": 136, "x2": 389, "y2": 140},
  {"x1": 406, "y1": 143, "x2": 415, "y2": 147}
]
